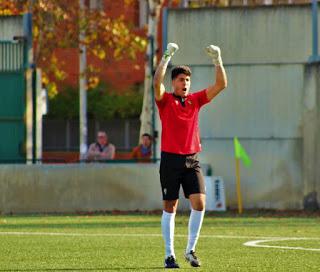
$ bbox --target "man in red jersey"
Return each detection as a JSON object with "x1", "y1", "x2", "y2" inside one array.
[{"x1": 154, "y1": 42, "x2": 227, "y2": 269}]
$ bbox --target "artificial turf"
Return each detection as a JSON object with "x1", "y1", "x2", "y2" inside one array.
[{"x1": 0, "y1": 214, "x2": 319, "y2": 271}]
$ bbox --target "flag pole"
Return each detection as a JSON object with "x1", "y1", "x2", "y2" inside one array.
[{"x1": 235, "y1": 157, "x2": 243, "y2": 214}]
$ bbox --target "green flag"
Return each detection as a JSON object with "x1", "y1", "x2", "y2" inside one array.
[{"x1": 234, "y1": 137, "x2": 252, "y2": 167}]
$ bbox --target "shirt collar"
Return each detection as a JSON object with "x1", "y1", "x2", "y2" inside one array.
[{"x1": 172, "y1": 93, "x2": 186, "y2": 107}]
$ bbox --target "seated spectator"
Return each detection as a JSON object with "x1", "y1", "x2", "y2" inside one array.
[
  {"x1": 131, "y1": 133, "x2": 152, "y2": 162},
  {"x1": 87, "y1": 131, "x2": 115, "y2": 161}
]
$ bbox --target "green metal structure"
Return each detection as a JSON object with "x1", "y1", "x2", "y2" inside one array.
[{"x1": 0, "y1": 40, "x2": 27, "y2": 162}]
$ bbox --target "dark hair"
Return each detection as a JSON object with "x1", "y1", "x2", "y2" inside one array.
[
  {"x1": 142, "y1": 133, "x2": 152, "y2": 140},
  {"x1": 171, "y1": 65, "x2": 192, "y2": 80}
]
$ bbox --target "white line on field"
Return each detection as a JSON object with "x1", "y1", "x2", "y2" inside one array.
[
  {"x1": 1, "y1": 231, "x2": 320, "y2": 252},
  {"x1": 0, "y1": 232, "x2": 163, "y2": 237},
  {"x1": 0, "y1": 231, "x2": 319, "y2": 241},
  {"x1": 243, "y1": 238, "x2": 320, "y2": 252}
]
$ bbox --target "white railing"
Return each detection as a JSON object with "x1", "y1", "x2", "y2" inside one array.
[{"x1": 168, "y1": 0, "x2": 312, "y2": 7}]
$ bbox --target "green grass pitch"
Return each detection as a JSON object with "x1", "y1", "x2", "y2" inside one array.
[{"x1": 0, "y1": 214, "x2": 319, "y2": 271}]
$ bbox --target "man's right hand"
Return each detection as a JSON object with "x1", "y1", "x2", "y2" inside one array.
[{"x1": 163, "y1": 43, "x2": 179, "y2": 60}]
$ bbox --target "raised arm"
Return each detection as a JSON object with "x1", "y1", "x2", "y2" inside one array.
[
  {"x1": 153, "y1": 43, "x2": 179, "y2": 101},
  {"x1": 205, "y1": 45, "x2": 228, "y2": 101}
]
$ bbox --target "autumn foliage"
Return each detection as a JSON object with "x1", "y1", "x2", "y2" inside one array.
[{"x1": 0, "y1": 0, "x2": 147, "y2": 97}]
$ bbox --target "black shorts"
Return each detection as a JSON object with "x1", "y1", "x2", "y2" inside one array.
[{"x1": 159, "y1": 152, "x2": 206, "y2": 200}]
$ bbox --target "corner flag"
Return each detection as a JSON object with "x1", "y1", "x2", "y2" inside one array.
[
  {"x1": 234, "y1": 137, "x2": 251, "y2": 167},
  {"x1": 233, "y1": 137, "x2": 251, "y2": 214}
]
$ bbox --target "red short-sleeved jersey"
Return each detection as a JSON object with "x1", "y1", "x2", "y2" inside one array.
[{"x1": 156, "y1": 89, "x2": 209, "y2": 154}]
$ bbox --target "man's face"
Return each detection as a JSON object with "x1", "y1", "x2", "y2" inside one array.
[
  {"x1": 172, "y1": 74, "x2": 191, "y2": 98},
  {"x1": 141, "y1": 136, "x2": 151, "y2": 147},
  {"x1": 97, "y1": 132, "x2": 107, "y2": 146}
]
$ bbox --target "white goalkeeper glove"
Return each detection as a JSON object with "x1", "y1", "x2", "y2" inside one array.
[
  {"x1": 162, "y1": 42, "x2": 179, "y2": 62},
  {"x1": 205, "y1": 45, "x2": 222, "y2": 66}
]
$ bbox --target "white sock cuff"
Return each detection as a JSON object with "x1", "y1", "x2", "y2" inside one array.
[
  {"x1": 191, "y1": 209, "x2": 205, "y2": 215},
  {"x1": 162, "y1": 211, "x2": 176, "y2": 221},
  {"x1": 163, "y1": 210, "x2": 176, "y2": 217}
]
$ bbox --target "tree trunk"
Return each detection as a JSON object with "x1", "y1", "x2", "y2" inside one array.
[
  {"x1": 139, "y1": 0, "x2": 164, "y2": 141},
  {"x1": 79, "y1": 0, "x2": 88, "y2": 160}
]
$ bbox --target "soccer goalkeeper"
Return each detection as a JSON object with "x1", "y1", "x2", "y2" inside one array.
[{"x1": 153, "y1": 43, "x2": 227, "y2": 268}]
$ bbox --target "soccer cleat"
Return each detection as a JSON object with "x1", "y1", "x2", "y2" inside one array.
[
  {"x1": 185, "y1": 250, "x2": 201, "y2": 267},
  {"x1": 164, "y1": 255, "x2": 180, "y2": 269}
]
